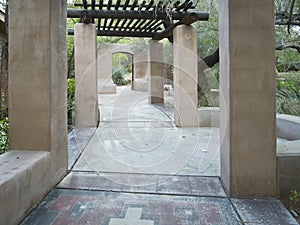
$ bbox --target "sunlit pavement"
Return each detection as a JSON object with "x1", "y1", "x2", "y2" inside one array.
[{"x1": 21, "y1": 86, "x2": 298, "y2": 225}]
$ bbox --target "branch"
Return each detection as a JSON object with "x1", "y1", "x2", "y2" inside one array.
[
  {"x1": 276, "y1": 45, "x2": 300, "y2": 53},
  {"x1": 203, "y1": 48, "x2": 219, "y2": 68},
  {"x1": 288, "y1": 0, "x2": 296, "y2": 34},
  {"x1": 275, "y1": 21, "x2": 300, "y2": 26}
]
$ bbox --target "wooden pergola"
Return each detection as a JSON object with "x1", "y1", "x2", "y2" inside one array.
[{"x1": 67, "y1": 0, "x2": 209, "y2": 41}]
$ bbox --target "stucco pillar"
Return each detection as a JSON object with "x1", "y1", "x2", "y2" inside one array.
[
  {"x1": 148, "y1": 40, "x2": 164, "y2": 104},
  {"x1": 173, "y1": 25, "x2": 198, "y2": 127},
  {"x1": 7, "y1": 1, "x2": 68, "y2": 222},
  {"x1": 9, "y1": 0, "x2": 67, "y2": 155},
  {"x1": 97, "y1": 43, "x2": 116, "y2": 94},
  {"x1": 75, "y1": 23, "x2": 98, "y2": 128},
  {"x1": 219, "y1": 0, "x2": 277, "y2": 197}
]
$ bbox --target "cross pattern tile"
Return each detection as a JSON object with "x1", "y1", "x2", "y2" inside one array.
[
  {"x1": 20, "y1": 189, "x2": 242, "y2": 225},
  {"x1": 107, "y1": 207, "x2": 155, "y2": 225}
]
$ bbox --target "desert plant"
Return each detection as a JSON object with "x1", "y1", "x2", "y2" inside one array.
[
  {"x1": 289, "y1": 189, "x2": 300, "y2": 210},
  {"x1": 276, "y1": 74, "x2": 300, "y2": 116},
  {"x1": 0, "y1": 117, "x2": 9, "y2": 154},
  {"x1": 112, "y1": 70, "x2": 131, "y2": 86},
  {"x1": 67, "y1": 78, "x2": 75, "y2": 128}
]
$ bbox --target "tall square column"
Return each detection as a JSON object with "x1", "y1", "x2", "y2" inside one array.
[
  {"x1": 75, "y1": 23, "x2": 98, "y2": 128},
  {"x1": 9, "y1": 0, "x2": 67, "y2": 154},
  {"x1": 148, "y1": 40, "x2": 164, "y2": 104},
  {"x1": 173, "y1": 25, "x2": 198, "y2": 127},
  {"x1": 219, "y1": 0, "x2": 277, "y2": 197},
  {"x1": 7, "y1": 1, "x2": 67, "y2": 223}
]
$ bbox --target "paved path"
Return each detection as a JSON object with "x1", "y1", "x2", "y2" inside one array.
[
  {"x1": 21, "y1": 86, "x2": 298, "y2": 225},
  {"x1": 73, "y1": 86, "x2": 220, "y2": 176}
]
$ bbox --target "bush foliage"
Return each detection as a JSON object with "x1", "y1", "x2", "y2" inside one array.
[{"x1": 0, "y1": 117, "x2": 9, "y2": 154}]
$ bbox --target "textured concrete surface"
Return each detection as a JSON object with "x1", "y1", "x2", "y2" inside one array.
[
  {"x1": 68, "y1": 128, "x2": 96, "y2": 170},
  {"x1": 56, "y1": 86, "x2": 299, "y2": 225},
  {"x1": 20, "y1": 188, "x2": 298, "y2": 225},
  {"x1": 75, "y1": 23, "x2": 98, "y2": 128},
  {"x1": 58, "y1": 172, "x2": 226, "y2": 197},
  {"x1": 173, "y1": 25, "x2": 198, "y2": 127},
  {"x1": 5, "y1": 1, "x2": 68, "y2": 224},
  {"x1": 219, "y1": 0, "x2": 277, "y2": 197},
  {"x1": 148, "y1": 40, "x2": 164, "y2": 104},
  {"x1": 72, "y1": 86, "x2": 220, "y2": 176}
]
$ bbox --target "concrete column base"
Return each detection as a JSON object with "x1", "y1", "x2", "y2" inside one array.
[
  {"x1": 98, "y1": 79, "x2": 117, "y2": 94},
  {"x1": 133, "y1": 78, "x2": 148, "y2": 92}
]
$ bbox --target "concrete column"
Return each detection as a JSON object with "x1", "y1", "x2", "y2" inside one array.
[
  {"x1": 75, "y1": 23, "x2": 98, "y2": 127},
  {"x1": 173, "y1": 25, "x2": 198, "y2": 127},
  {"x1": 7, "y1": 1, "x2": 67, "y2": 223},
  {"x1": 148, "y1": 40, "x2": 164, "y2": 104},
  {"x1": 219, "y1": 0, "x2": 277, "y2": 197},
  {"x1": 9, "y1": 0, "x2": 67, "y2": 154},
  {"x1": 97, "y1": 43, "x2": 116, "y2": 94}
]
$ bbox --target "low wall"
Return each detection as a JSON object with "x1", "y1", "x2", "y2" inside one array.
[
  {"x1": 198, "y1": 107, "x2": 300, "y2": 206},
  {"x1": 198, "y1": 107, "x2": 220, "y2": 127},
  {"x1": 276, "y1": 114, "x2": 300, "y2": 140},
  {"x1": 0, "y1": 151, "x2": 66, "y2": 225},
  {"x1": 198, "y1": 107, "x2": 300, "y2": 140}
]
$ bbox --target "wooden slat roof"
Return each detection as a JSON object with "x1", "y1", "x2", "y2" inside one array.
[{"x1": 67, "y1": 0, "x2": 209, "y2": 39}]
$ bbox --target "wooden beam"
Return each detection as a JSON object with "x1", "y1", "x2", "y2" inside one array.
[
  {"x1": 145, "y1": 0, "x2": 154, "y2": 10},
  {"x1": 91, "y1": 0, "x2": 96, "y2": 10},
  {"x1": 119, "y1": 19, "x2": 128, "y2": 31},
  {"x1": 149, "y1": 21, "x2": 163, "y2": 32},
  {"x1": 152, "y1": 13, "x2": 200, "y2": 41},
  {"x1": 123, "y1": 0, "x2": 130, "y2": 10},
  {"x1": 130, "y1": 0, "x2": 139, "y2": 10},
  {"x1": 107, "y1": 0, "x2": 112, "y2": 10},
  {"x1": 115, "y1": 0, "x2": 121, "y2": 10},
  {"x1": 99, "y1": 0, "x2": 103, "y2": 9},
  {"x1": 82, "y1": 0, "x2": 88, "y2": 9},
  {"x1": 129, "y1": 19, "x2": 141, "y2": 31},
  {"x1": 176, "y1": 0, "x2": 189, "y2": 11},
  {"x1": 68, "y1": 29, "x2": 156, "y2": 38},
  {"x1": 67, "y1": 8, "x2": 209, "y2": 21}
]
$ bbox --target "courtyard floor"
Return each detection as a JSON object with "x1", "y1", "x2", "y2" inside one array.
[{"x1": 20, "y1": 86, "x2": 298, "y2": 225}]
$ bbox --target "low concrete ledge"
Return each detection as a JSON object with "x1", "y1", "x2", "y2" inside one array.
[
  {"x1": 277, "y1": 140, "x2": 300, "y2": 157},
  {"x1": 98, "y1": 79, "x2": 116, "y2": 94},
  {"x1": 277, "y1": 154, "x2": 300, "y2": 208},
  {"x1": 276, "y1": 114, "x2": 300, "y2": 140},
  {"x1": 0, "y1": 150, "x2": 52, "y2": 225},
  {"x1": 133, "y1": 78, "x2": 147, "y2": 92},
  {"x1": 198, "y1": 107, "x2": 220, "y2": 127}
]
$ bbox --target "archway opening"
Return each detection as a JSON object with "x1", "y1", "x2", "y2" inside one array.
[{"x1": 112, "y1": 52, "x2": 133, "y2": 88}]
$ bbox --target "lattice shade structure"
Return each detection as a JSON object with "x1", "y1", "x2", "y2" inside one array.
[{"x1": 67, "y1": 0, "x2": 209, "y2": 40}]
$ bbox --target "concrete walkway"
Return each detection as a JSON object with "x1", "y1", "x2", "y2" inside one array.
[
  {"x1": 20, "y1": 86, "x2": 298, "y2": 225},
  {"x1": 73, "y1": 86, "x2": 220, "y2": 176}
]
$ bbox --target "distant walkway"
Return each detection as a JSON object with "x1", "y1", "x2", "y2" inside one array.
[{"x1": 72, "y1": 86, "x2": 220, "y2": 176}]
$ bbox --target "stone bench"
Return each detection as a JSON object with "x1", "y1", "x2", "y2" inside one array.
[
  {"x1": 276, "y1": 114, "x2": 300, "y2": 140},
  {"x1": 276, "y1": 115, "x2": 300, "y2": 206},
  {"x1": 0, "y1": 150, "x2": 52, "y2": 225},
  {"x1": 133, "y1": 78, "x2": 147, "y2": 92},
  {"x1": 198, "y1": 107, "x2": 220, "y2": 127}
]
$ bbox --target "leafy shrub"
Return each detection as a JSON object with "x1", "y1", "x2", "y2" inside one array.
[
  {"x1": 67, "y1": 78, "x2": 75, "y2": 127},
  {"x1": 289, "y1": 189, "x2": 300, "y2": 210},
  {"x1": 276, "y1": 74, "x2": 300, "y2": 116},
  {"x1": 0, "y1": 117, "x2": 9, "y2": 154},
  {"x1": 112, "y1": 70, "x2": 131, "y2": 86}
]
